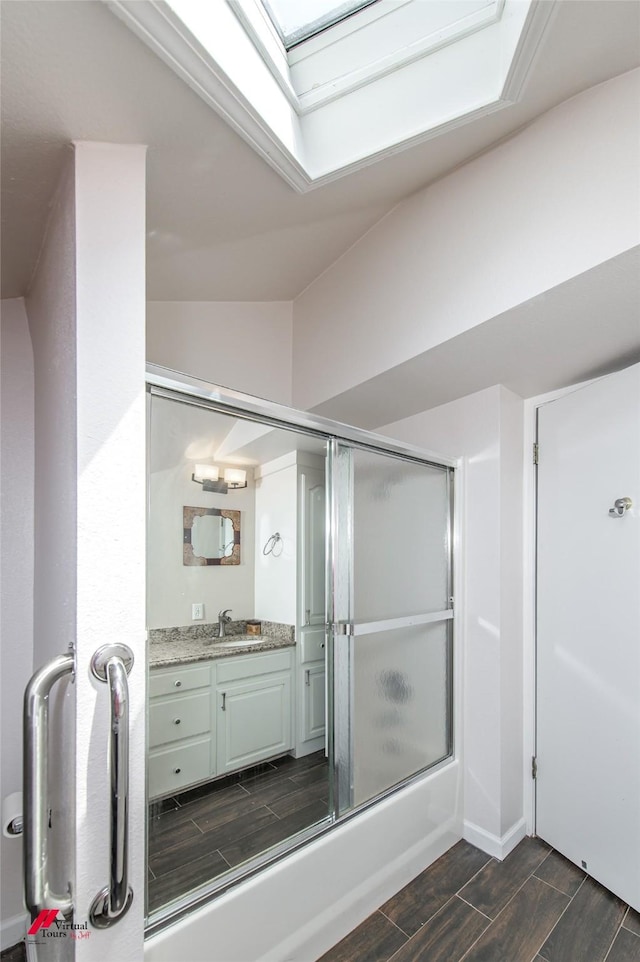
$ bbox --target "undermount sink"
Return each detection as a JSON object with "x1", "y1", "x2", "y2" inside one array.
[{"x1": 212, "y1": 635, "x2": 263, "y2": 648}]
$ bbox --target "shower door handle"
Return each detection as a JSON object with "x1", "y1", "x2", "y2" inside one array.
[
  {"x1": 24, "y1": 652, "x2": 75, "y2": 919},
  {"x1": 89, "y1": 644, "x2": 135, "y2": 928}
]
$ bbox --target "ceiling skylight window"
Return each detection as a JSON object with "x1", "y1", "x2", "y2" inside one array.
[
  {"x1": 262, "y1": 0, "x2": 379, "y2": 49},
  {"x1": 110, "y1": 0, "x2": 556, "y2": 191}
]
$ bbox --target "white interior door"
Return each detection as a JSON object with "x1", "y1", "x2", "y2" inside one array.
[{"x1": 536, "y1": 362, "x2": 640, "y2": 911}]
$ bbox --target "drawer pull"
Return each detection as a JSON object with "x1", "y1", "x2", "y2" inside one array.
[
  {"x1": 174, "y1": 768, "x2": 181, "y2": 774},
  {"x1": 305, "y1": 670, "x2": 310, "y2": 686},
  {"x1": 221, "y1": 692, "x2": 226, "y2": 712},
  {"x1": 173, "y1": 718, "x2": 181, "y2": 725},
  {"x1": 174, "y1": 680, "x2": 182, "y2": 688}
]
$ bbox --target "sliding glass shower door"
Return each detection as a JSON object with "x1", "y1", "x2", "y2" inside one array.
[{"x1": 330, "y1": 442, "x2": 454, "y2": 811}]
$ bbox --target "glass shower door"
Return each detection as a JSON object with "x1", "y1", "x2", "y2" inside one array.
[{"x1": 330, "y1": 442, "x2": 454, "y2": 811}]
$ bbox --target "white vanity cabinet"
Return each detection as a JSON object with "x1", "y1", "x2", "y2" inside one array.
[
  {"x1": 216, "y1": 649, "x2": 293, "y2": 775},
  {"x1": 148, "y1": 664, "x2": 214, "y2": 799},
  {"x1": 149, "y1": 648, "x2": 295, "y2": 799}
]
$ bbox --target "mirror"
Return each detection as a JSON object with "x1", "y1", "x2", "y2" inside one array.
[{"x1": 183, "y1": 506, "x2": 240, "y2": 564}]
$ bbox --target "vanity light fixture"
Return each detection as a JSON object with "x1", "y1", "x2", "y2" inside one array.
[
  {"x1": 192, "y1": 464, "x2": 247, "y2": 494},
  {"x1": 223, "y1": 468, "x2": 247, "y2": 490}
]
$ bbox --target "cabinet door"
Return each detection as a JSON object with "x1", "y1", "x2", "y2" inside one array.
[
  {"x1": 217, "y1": 674, "x2": 292, "y2": 774},
  {"x1": 303, "y1": 664, "x2": 326, "y2": 742},
  {"x1": 301, "y1": 469, "x2": 326, "y2": 627},
  {"x1": 148, "y1": 738, "x2": 211, "y2": 799}
]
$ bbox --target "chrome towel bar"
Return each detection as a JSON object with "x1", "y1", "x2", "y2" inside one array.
[
  {"x1": 23, "y1": 652, "x2": 75, "y2": 919},
  {"x1": 89, "y1": 644, "x2": 134, "y2": 928}
]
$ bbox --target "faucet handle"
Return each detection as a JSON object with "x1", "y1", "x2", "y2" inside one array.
[{"x1": 219, "y1": 609, "x2": 232, "y2": 620}]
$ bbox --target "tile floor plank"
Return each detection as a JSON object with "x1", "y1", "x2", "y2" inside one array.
[
  {"x1": 387, "y1": 896, "x2": 490, "y2": 962},
  {"x1": 461, "y1": 876, "x2": 569, "y2": 962},
  {"x1": 539, "y1": 876, "x2": 627, "y2": 962},
  {"x1": 380, "y1": 840, "x2": 491, "y2": 937},
  {"x1": 148, "y1": 814, "x2": 203, "y2": 857},
  {"x1": 534, "y1": 849, "x2": 586, "y2": 897},
  {"x1": 148, "y1": 849, "x2": 230, "y2": 912},
  {"x1": 149, "y1": 806, "x2": 278, "y2": 878},
  {"x1": 316, "y1": 911, "x2": 407, "y2": 962},
  {"x1": 268, "y1": 780, "x2": 329, "y2": 818},
  {"x1": 189, "y1": 791, "x2": 270, "y2": 833},
  {"x1": 623, "y1": 909, "x2": 640, "y2": 937},
  {"x1": 219, "y1": 799, "x2": 327, "y2": 867},
  {"x1": 459, "y1": 836, "x2": 550, "y2": 919},
  {"x1": 0, "y1": 944, "x2": 26, "y2": 962},
  {"x1": 605, "y1": 927, "x2": 640, "y2": 962},
  {"x1": 290, "y1": 763, "x2": 330, "y2": 788}
]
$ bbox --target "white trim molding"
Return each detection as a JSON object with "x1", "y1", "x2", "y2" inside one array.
[
  {"x1": 107, "y1": 0, "x2": 557, "y2": 191},
  {"x1": 463, "y1": 817, "x2": 528, "y2": 861},
  {"x1": 1, "y1": 912, "x2": 27, "y2": 954}
]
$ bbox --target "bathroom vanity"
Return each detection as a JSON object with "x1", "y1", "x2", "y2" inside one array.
[{"x1": 149, "y1": 634, "x2": 295, "y2": 799}]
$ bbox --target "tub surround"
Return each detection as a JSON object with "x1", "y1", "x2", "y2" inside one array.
[{"x1": 149, "y1": 620, "x2": 295, "y2": 668}]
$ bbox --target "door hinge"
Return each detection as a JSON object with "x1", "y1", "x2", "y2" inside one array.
[
  {"x1": 533, "y1": 443, "x2": 539, "y2": 466},
  {"x1": 532, "y1": 756, "x2": 538, "y2": 779}
]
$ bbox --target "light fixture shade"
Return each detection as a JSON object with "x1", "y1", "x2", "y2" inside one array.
[
  {"x1": 224, "y1": 468, "x2": 247, "y2": 488},
  {"x1": 193, "y1": 464, "x2": 219, "y2": 482}
]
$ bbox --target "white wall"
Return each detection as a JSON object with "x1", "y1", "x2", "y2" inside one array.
[
  {"x1": 379, "y1": 385, "x2": 525, "y2": 856},
  {"x1": 149, "y1": 451, "x2": 256, "y2": 630},
  {"x1": 254, "y1": 453, "x2": 299, "y2": 625},
  {"x1": 25, "y1": 143, "x2": 148, "y2": 962},
  {"x1": 0, "y1": 298, "x2": 34, "y2": 949},
  {"x1": 147, "y1": 301, "x2": 294, "y2": 405},
  {"x1": 292, "y1": 69, "x2": 640, "y2": 413},
  {"x1": 25, "y1": 156, "x2": 79, "y2": 957}
]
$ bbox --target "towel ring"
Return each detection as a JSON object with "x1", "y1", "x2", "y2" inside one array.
[{"x1": 263, "y1": 533, "x2": 283, "y2": 557}]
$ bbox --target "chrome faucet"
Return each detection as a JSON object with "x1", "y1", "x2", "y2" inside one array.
[{"x1": 218, "y1": 609, "x2": 232, "y2": 638}]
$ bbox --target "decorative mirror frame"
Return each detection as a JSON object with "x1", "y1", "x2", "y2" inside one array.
[{"x1": 183, "y1": 506, "x2": 241, "y2": 565}]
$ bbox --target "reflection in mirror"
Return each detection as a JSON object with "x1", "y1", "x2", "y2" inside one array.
[
  {"x1": 184, "y1": 506, "x2": 240, "y2": 564},
  {"x1": 147, "y1": 392, "x2": 330, "y2": 919}
]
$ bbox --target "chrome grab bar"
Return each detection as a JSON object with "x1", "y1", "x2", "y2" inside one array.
[
  {"x1": 89, "y1": 644, "x2": 134, "y2": 928},
  {"x1": 23, "y1": 651, "x2": 75, "y2": 919}
]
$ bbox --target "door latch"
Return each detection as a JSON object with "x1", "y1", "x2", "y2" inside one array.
[{"x1": 609, "y1": 497, "x2": 632, "y2": 517}]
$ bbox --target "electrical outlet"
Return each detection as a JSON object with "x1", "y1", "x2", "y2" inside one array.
[{"x1": 192, "y1": 602, "x2": 204, "y2": 621}]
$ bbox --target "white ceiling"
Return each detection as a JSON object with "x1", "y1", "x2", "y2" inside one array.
[{"x1": 2, "y1": 0, "x2": 639, "y2": 302}]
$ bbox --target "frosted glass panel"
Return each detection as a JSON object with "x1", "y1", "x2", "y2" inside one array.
[
  {"x1": 353, "y1": 622, "x2": 450, "y2": 806},
  {"x1": 352, "y1": 450, "x2": 450, "y2": 621}
]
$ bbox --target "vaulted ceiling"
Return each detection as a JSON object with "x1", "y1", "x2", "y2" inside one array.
[{"x1": 1, "y1": 0, "x2": 639, "y2": 302}]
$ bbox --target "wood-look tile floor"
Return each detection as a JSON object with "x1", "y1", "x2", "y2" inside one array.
[
  {"x1": 317, "y1": 837, "x2": 640, "y2": 962},
  {"x1": 3, "y1": 833, "x2": 638, "y2": 962},
  {"x1": 147, "y1": 750, "x2": 329, "y2": 912}
]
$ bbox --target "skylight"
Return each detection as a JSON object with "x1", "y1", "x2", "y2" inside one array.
[
  {"x1": 110, "y1": 0, "x2": 555, "y2": 191},
  {"x1": 262, "y1": 0, "x2": 379, "y2": 49}
]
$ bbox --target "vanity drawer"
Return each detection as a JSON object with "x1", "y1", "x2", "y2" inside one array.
[
  {"x1": 217, "y1": 649, "x2": 292, "y2": 684},
  {"x1": 149, "y1": 691, "x2": 211, "y2": 749},
  {"x1": 148, "y1": 738, "x2": 211, "y2": 799},
  {"x1": 149, "y1": 664, "x2": 210, "y2": 699},
  {"x1": 300, "y1": 629, "x2": 326, "y2": 665}
]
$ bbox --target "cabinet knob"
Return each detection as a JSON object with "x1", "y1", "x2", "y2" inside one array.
[
  {"x1": 321, "y1": 643, "x2": 325, "y2": 649},
  {"x1": 174, "y1": 768, "x2": 181, "y2": 774},
  {"x1": 173, "y1": 718, "x2": 181, "y2": 725},
  {"x1": 174, "y1": 680, "x2": 182, "y2": 688}
]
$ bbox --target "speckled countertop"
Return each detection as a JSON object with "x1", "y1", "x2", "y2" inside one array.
[{"x1": 149, "y1": 621, "x2": 295, "y2": 669}]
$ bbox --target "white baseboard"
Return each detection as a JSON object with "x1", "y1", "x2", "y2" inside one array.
[
  {"x1": 463, "y1": 817, "x2": 527, "y2": 861},
  {"x1": 1, "y1": 912, "x2": 27, "y2": 952}
]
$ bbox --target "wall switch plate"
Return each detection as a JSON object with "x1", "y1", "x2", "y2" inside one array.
[{"x1": 192, "y1": 603, "x2": 204, "y2": 621}]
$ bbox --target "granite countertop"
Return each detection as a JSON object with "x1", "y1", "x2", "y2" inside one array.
[
  {"x1": 150, "y1": 634, "x2": 295, "y2": 668},
  {"x1": 149, "y1": 621, "x2": 295, "y2": 669}
]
